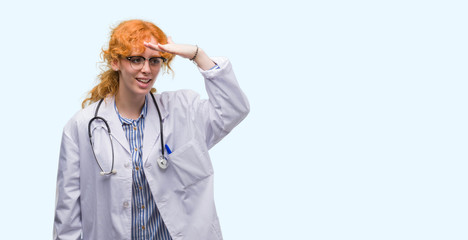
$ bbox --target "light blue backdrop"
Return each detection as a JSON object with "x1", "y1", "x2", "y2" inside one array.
[{"x1": 0, "y1": 0, "x2": 466, "y2": 239}]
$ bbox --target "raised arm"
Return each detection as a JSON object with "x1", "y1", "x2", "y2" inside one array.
[
  {"x1": 146, "y1": 39, "x2": 249, "y2": 148},
  {"x1": 144, "y1": 37, "x2": 216, "y2": 70}
]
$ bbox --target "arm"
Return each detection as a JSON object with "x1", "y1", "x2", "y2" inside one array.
[
  {"x1": 53, "y1": 121, "x2": 82, "y2": 240},
  {"x1": 145, "y1": 40, "x2": 250, "y2": 148},
  {"x1": 196, "y1": 57, "x2": 250, "y2": 148},
  {"x1": 144, "y1": 37, "x2": 216, "y2": 70}
]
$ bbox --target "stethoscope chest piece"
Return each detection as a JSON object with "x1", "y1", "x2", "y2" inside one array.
[{"x1": 158, "y1": 156, "x2": 168, "y2": 169}]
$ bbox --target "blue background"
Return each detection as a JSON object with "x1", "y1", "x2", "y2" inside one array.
[{"x1": 0, "y1": 0, "x2": 467, "y2": 239}]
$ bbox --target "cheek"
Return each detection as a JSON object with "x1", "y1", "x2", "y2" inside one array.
[
  {"x1": 118, "y1": 71, "x2": 134, "y2": 86},
  {"x1": 154, "y1": 67, "x2": 163, "y2": 76},
  {"x1": 120, "y1": 66, "x2": 137, "y2": 78}
]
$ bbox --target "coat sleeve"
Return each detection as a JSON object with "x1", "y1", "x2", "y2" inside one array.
[
  {"x1": 53, "y1": 117, "x2": 82, "y2": 240},
  {"x1": 194, "y1": 57, "x2": 250, "y2": 149}
]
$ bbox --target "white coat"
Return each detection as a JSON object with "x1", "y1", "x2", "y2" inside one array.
[{"x1": 54, "y1": 57, "x2": 250, "y2": 240}]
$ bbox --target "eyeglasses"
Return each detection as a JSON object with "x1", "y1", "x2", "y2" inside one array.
[{"x1": 126, "y1": 56, "x2": 167, "y2": 71}]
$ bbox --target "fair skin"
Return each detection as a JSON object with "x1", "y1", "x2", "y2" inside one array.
[{"x1": 111, "y1": 37, "x2": 215, "y2": 119}]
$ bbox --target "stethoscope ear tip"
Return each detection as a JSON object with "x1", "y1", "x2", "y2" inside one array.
[
  {"x1": 111, "y1": 169, "x2": 117, "y2": 174},
  {"x1": 100, "y1": 172, "x2": 105, "y2": 176}
]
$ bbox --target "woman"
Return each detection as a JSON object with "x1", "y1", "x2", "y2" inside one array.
[{"x1": 54, "y1": 19, "x2": 249, "y2": 240}]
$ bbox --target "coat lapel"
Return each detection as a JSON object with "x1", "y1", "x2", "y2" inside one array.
[
  {"x1": 142, "y1": 93, "x2": 168, "y2": 165},
  {"x1": 98, "y1": 96, "x2": 131, "y2": 156}
]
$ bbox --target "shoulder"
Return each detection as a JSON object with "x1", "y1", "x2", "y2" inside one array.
[
  {"x1": 151, "y1": 90, "x2": 203, "y2": 119},
  {"x1": 157, "y1": 89, "x2": 202, "y2": 108}
]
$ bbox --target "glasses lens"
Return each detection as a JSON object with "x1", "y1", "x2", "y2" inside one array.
[
  {"x1": 127, "y1": 56, "x2": 165, "y2": 70},
  {"x1": 149, "y1": 57, "x2": 162, "y2": 66},
  {"x1": 128, "y1": 56, "x2": 144, "y2": 70}
]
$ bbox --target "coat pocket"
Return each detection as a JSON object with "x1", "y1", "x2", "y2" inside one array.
[{"x1": 168, "y1": 139, "x2": 213, "y2": 188}]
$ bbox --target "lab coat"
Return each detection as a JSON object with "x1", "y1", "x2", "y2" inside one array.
[{"x1": 54, "y1": 57, "x2": 250, "y2": 240}]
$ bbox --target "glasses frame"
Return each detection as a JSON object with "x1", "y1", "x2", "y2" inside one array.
[{"x1": 125, "y1": 56, "x2": 167, "y2": 71}]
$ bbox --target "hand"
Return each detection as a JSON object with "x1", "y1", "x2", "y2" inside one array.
[
  {"x1": 144, "y1": 37, "x2": 198, "y2": 60},
  {"x1": 144, "y1": 37, "x2": 216, "y2": 70}
]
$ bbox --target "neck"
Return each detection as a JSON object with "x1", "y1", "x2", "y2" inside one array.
[{"x1": 115, "y1": 91, "x2": 146, "y2": 120}]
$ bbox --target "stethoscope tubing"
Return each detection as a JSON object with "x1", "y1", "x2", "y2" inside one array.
[
  {"x1": 88, "y1": 93, "x2": 164, "y2": 175},
  {"x1": 149, "y1": 92, "x2": 165, "y2": 157}
]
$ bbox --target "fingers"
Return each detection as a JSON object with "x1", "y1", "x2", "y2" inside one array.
[
  {"x1": 143, "y1": 41, "x2": 160, "y2": 51},
  {"x1": 144, "y1": 41, "x2": 173, "y2": 55},
  {"x1": 144, "y1": 38, "x2": 197, "y2": 59},
  {"x1": 158, "y1": 37, "x2": 175, "y2": 54},
  {"x1": 157, "y1": 43, "x2": 174, "y2": 54}
]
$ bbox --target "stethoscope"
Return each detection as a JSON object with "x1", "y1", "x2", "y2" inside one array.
[{"x1": 88, "y1": 93, "x2": 168, "y2": 176}]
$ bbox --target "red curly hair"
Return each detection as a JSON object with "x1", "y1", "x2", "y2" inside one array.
[{"x1": 82, "y1": 19, "x2": 174, "y2": 108}]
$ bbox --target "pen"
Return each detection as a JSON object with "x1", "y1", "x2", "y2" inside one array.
[{"x1": 165, "y1": 144, "x2": 172, "y2": 155}]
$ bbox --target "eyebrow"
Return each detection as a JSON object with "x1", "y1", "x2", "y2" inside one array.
[{"x1": 128, "y1": 56, "x2": 164, "y2": 59}]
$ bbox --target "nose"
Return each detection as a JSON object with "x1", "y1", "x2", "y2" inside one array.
[{"x1": 141, "y1": 59, "x2": 151, "y2": 73}]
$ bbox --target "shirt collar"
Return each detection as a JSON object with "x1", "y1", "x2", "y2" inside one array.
[{"x1": 114, "y1": 96, "x2": 148, "y2": 125}]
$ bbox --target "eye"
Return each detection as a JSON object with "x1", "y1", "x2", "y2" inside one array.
[
  {"x1": 149, "y1": 57, "x2": 162, "y2": 65},
  {"x1": 128, "y1": 56, "x2": 144, "y2": 64}
]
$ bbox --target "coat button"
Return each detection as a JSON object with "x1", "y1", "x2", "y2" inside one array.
[
  {"x1": 123, "y1": 201, "x2": 129, "y2": 208},
  {"x1": 124, "y1": 162, "x2": 130, "y2": 168}
]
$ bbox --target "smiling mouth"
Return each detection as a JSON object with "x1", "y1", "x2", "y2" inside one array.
[{"x1": 136, "y1": 78, "x2": 151, "y2": 83}]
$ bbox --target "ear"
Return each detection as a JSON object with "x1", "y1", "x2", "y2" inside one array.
[{"x1": 111, "y1": 58, "x2": 120, "y2": 71}]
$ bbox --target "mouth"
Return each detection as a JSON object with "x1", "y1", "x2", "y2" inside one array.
[{"x1": 136, "y1": 78, "x2": 151, "y2": 84}]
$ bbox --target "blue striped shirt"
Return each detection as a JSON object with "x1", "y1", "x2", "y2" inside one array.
[{"x1": 115, "y1": 97, "x2": 172, "y2": 240}]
